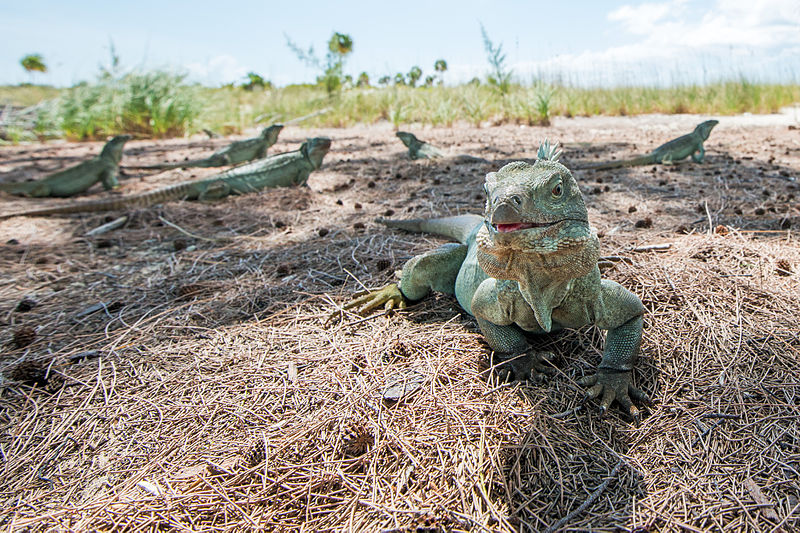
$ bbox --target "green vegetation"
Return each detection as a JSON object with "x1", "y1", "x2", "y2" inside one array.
[
  {"x1": 480, "y1": 24, "x2": 513, "y2": 95},
  {"x1": 286, "y1": 31, "x2": 354, "y2": 97},
  {"x1": 43, "y1": 70, "x2": 200, "y2": 140},
  {"x1": 20, "y1": 54, "x2": 47, "y2": 75},
  {"x1": 0, "y1": 79, "x2": 798, "y2": 141}
]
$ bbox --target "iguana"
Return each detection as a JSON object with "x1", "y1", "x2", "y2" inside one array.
[
  {"x1": 396, "y1": 131, "x2": 488, "y2": 163},
  {"x1": 578, "y1": 119, "x2": 718, "y2": 170},
  {"x1": 342, "y1": 140, "x2": 648, "y2": 418},
  {"x1": 0, "y1": 137, "x2": 330, "y2": 219},
  {"x1": 0, "y1": 135, "x2": 131, "y2": 197},
  {"x1": 128, "y1": 124, "x2": 283, "y2": 170}
]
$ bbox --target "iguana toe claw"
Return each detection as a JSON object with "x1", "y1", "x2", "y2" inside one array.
[
  {"x1": 340, "y1": 283, "x2": 407, "y2": 316},
  {"x1": 579, "y1": 370, "x2": 647, "y2": 420},
  {"x1": 493, "y1": 350, "x2": 556, "y2": 382}
]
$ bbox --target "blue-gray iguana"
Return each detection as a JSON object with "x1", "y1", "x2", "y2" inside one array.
[
  {"x1": 128, "y1": 125, "x2": 283, "y2": 170},
  {"x1": 342, "y1": 141, "x2": 648, "y2": 418},
  {"x1": 578, "y1": 120, "x2": 718, "y2": 170},
  {"x1": 0, "y1": 135, "x2": 131, "y2": 197}
]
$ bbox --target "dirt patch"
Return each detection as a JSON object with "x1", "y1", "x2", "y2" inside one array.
[{"x1": 0, "y1": 116, "x2": 798, "y2": 530}]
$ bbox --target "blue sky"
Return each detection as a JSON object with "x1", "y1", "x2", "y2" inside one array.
[{"x1": 3, "y1": 0, "x2": 799, "y2": 87}]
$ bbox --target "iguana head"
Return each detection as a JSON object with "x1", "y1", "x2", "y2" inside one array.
[
  {"x1": 476, "y1": 155, "x2": 599, "y2": 282},
  {"x1": 100, "y1": 134, "x2": 132, "y2": 164},
  {"x1": 694, "y1": 120, "x2": 718, "y2": 140},
  {"x1": 396, "y1": 131, "x2": 421, "y2": 150},
  {"x1": 301, "y1": 137, "x2": 332, "y2": 169},
  {"x1": 262, "y1": 124, "x2": 284, "y2": 144}
]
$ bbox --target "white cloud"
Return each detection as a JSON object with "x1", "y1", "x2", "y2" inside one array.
[
  {"x1": 505, "y1": 0, "x2": 800, "y2": 86},
  {"x1": 607, "y1": 0, "x2": 687, "y2": 35},
  {"x1": 184, "y1": 54, "x2": 248, "y2": 86}
]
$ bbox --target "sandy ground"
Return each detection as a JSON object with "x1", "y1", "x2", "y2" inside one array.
[{"x1": 0, "y1": 114, "x2": 799, "y2": 531}]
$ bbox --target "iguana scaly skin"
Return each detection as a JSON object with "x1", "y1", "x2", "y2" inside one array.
[
  {"x1": 344, "y1": 141, "x2": 648, "y2": 418},
  {"x1": 396, "y1": 131, "x2": 488, "y2": 163},
  {"x1": 0, "y1": 137, "x2": 330, "y2": 219},
  {"x1": 129, "y1": 125, "x2": 283, "y2": 170},
  {"x1": 578, "y1": 120, "x2": 718, "y2": 170},
  {"x1": 0, "y1": 135, "x2": 131, "y2": 197}
]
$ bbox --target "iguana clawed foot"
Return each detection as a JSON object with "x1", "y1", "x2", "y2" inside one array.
[
  {"x1": 578, "y1": 369, "x2": 650, "y2": 422},
  {"x1": 342, "y1": 283, "x2": 408, "y2": 315},
  {"x1": 494, "y1": 350, "x2": 557, "y2": 383}
]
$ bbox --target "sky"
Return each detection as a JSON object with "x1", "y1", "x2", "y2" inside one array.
[{"x1": 2, "y1": 0, "x2": 799, "y2": 88}]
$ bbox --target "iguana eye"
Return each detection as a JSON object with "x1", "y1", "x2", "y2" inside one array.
[{"x1": 552, "y1": 183, "x2": 563, "y2": 197}]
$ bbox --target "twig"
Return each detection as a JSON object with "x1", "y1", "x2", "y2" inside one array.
[
  {"x1": 630, "y1": 243, "x2": 672, "y2": 252},
  {"x1": 283, "y1": 107, "x2": 332, "y2": 125},
  {"x1": 158, "y1": 215, "x2": 218, "y2": 242},
  {"x1": 544, "y1": 458, "x2": 625, "y2": 533},
  {"x1": 85, "y1": 216, "x2": 128, "y2": 237}
]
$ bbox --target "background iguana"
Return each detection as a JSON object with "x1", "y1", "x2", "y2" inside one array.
[
  {"x1": 0, "y1": 137, "x2": 330, "y2": 219},
  {"x1": 342, "y1": 141, "x2": 648, "y2": 418},
  {"x1": 0, "y1": 135, "x2": 131, "y2": 197},
  {"x1": 396, "y1": 131, "x2": 488, "y2": 163},
  {"x1": 578, "y1": 119, "x2": 718, "y2": 170},
  {"x1": 128, "y1": 124, "x2": 283, "y2": 170}
]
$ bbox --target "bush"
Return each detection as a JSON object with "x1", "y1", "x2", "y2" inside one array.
[{"x1": 56, "y1": 71, "x2": 200, "y2": 139}]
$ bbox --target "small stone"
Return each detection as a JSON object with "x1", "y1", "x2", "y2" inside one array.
[
  {"x1": 383, "y1": 209, "x2": 395, "y2": 217},
  {"x1": 15, "y1": 297, "x2": 37, "y2": 312},
  {"x1": 353, "y1": 222, "x2": 365, "y2": 230},
  {"x1": 318, "y1": 228, "x2": 329, "y2": 237},
  {"x1": 354, "y1": 203, "x2": 362, "y2": 209},
  {"x1": 628, "y1": 206, "x2": 637, "y2": 213},
  {"x1": 634, "y1": 218, "x2": 653, "y2": 229},
  {"x1": 13, "y1": 325, "x2": 37, "y2": 348}
]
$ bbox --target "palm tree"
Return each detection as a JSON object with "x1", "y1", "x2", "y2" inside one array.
[
  {"x1": 407, "y1": 66, "x2": 422, "y2": 87},
  {"x1": 434, "y1": 59, "x2": 447, "y2": 85},
  {"x1": 20, "y1": 54, "x2": 47, "y2": 83}
]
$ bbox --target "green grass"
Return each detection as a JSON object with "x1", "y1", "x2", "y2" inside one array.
[{"x1": 0, "y1": 78, "x2": 798, "y2": 141}]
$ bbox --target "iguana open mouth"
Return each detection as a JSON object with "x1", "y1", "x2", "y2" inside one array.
[{"x1": 494, "y1": 221, "x2": 559, "y2": 233}]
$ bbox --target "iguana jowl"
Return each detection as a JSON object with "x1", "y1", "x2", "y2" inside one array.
[
  {"x1": 344, "y1": 141, "x2": 648, "y2": 418},
  {"x1": 0, "y1": 137, "x2": 330, "y2": 219},
  {"x1": 129, "y1": 125, "x2": 283, "y2": 170},
  {"x1": 0, "y1": 135, "x2": 131, "y2": 197},
  {"x1": 578, "y1": 120, "x2": 718, "y2": 170}
]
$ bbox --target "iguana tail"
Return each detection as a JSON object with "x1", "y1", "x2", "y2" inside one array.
[
  {"x1": 376, "y1": 214, "x2": 483, "y2": 244},
  {"x1": 577, "y1": 154, "x2": 655, "y2": 171},
  {"x1": 0, "y1": 182, "x2": 197, "y2": 219},
  {"x1": 126, "y1": 157, "x2": 216, "y2": 170}
]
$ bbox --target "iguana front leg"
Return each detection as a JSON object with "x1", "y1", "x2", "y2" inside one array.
[
  {"x1": 691, "y1": 144, "x2": 705, "y2": 163},
  {"x1": 99, "y1": 167, "x2": 120, "y2": 191},
  {"x1": 579, "y1": 280, "x2": 649, "y2": 419},
  {"x1": 338, "y1": 242, "x2": 467, "y2": 316},
  {"x1": 198, "y1": 180, "x2": 231, "y2": 201}
]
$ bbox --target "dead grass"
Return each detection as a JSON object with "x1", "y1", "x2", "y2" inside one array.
[{"x1": 0, "y1": 119, "x2": 799, "y2": 531}]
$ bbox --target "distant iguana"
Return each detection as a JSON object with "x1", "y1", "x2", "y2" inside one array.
[
  {"x1": 396, "y1": 131, "x2": 488, "y2": 163},
  {"x1": 129, "y1": 124, "x2": 283, "y2": 170},
  {"x1": 0, "y1": 135, "x2": 131, "y2": 197},
  {"x1": 578, "y1": 120, "x2": 718, "y2": 170},
  {"x1": 0, "y1": 137, "x2": 330, "y2": 219},
  {"x1": 341, "y1": 141, "x2": 648, "y2": 419}
]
